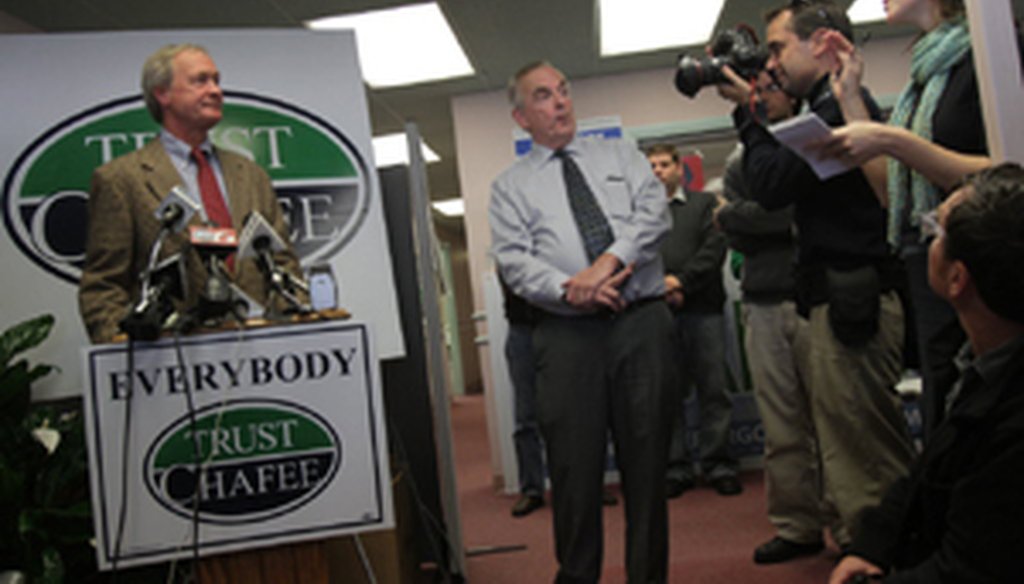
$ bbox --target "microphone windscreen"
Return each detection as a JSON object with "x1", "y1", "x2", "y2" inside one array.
[
  {"x1": 237, "y1": 211, "x2": 287, "y2": 259},
  {"x1": 154, "y1": 185, "x2": 200, "y2": 232}
]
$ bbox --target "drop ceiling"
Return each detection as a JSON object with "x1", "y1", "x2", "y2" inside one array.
[{"x1": 1, "y1": 0, "x2": 1019, "y2": 202}]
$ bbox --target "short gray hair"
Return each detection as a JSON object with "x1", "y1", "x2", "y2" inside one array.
[
  {"x1": 506, "y1": 60, "x2": 564, "y2": 108},
  {"x1": 141, "y1": 43, "x2": 210, "y2": 123}
]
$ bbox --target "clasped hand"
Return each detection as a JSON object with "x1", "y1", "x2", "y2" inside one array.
[{"x1": 562, "y1": 253, "x2": 633, "y2": 313}]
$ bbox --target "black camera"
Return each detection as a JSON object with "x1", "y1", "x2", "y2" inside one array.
[{"x1": 674, "y1": 26, "x2": 769, "y2": 98}]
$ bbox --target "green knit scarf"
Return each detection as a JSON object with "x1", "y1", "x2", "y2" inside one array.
[{"x1": 886, "y1": 19, "x2": 972, "y2": 247}]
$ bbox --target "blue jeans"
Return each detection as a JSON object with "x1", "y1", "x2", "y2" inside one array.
[
  {"x1": 505, "y1": 323, "x2": 545, "y2": 496},
  {"x1": 667, "y1": 312, "x2": 737, "y2": 481}
]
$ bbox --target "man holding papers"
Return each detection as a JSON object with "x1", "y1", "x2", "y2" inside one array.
[{"x1": 714, "y1": 0, "x2": 915, "y2": 553}]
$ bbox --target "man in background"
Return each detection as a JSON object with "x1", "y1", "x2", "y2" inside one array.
[
  {"x1": 831, "y1": 163, "x2": 1024, "y2": 583},
  {"x1": 714, "y1": 1, "x2": 916, "y2": 550},
  {"x1": 490, "y1": 60, "x2": 674, "y2": 583},
  {"x1": 647, "y1": 144, "x2": 739, "y2": 498},
  {"x1": 716, "y1": 72, "x2": 836, "y2": 563}
]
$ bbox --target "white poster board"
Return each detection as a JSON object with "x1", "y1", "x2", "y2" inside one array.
[
  {"x1": 0, "y1": 30, "x2": 404, "y2": 400},
  {"x1": 81, "y1": 320, "x2": 391, "y2": 569}
]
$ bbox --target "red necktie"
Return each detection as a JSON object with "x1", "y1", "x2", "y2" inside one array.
[
  {"x1": 191, "y1": 146, "x2": 234, "y2": 270},
  {"x1": 191, "y1": 146, "x2": 232, "y2": 228}
]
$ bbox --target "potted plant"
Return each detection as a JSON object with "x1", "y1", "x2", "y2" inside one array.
[{"x1": 0, "y1": 315, "x2": 96, "y2": 583}]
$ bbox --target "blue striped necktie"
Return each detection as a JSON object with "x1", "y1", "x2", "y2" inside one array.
[{"x1": 555, "y1": 149, "x2": 614, "y2": 262}]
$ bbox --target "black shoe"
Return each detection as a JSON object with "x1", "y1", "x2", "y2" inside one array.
[
  {"x1": 710, "y1": 475, "x2": 743, "y2": 496},
  {"x1": 666, "y1": 477, "x2": 695, "y2": 499},
  {"x1": 753, "y1": 536, "x2": 825, "y2": 564},
  {"x1": 511, "y1": 494, "x2": 544, "y2": 517}
]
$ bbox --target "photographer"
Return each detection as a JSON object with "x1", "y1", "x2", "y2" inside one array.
[{"x1": 711, "y1": 0, "x2": 916, "y2": 550}]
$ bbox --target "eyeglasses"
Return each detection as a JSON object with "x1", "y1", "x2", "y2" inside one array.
[{"x1": 919, "y1": 209, "x2": 945, "y2": 242}]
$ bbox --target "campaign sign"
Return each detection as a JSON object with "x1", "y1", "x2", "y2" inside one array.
[{"x1": 81, "y1": 320, "x2": 391, "y2": 569}]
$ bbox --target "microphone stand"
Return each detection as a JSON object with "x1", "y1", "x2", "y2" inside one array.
[{"x1": 254, "y1": 239, "x2": 311, "y2": 320}]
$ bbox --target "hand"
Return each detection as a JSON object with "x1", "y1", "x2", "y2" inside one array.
[
  {"x1": 562, "y1": 253, "x2": 623, "y2": 309},
  {"x1": 829, "y1": 555, "x2": 884, "y2": 584},
  {"x1": 712, "y1": 195, "x2": 727, "y2": 231},
  {"x1": 665, "y1": 288, "x2": 685, "y2": 309},
  {"x1": 664, "y1": 275, "x2": 685, "y2": 308},
  {"x1": 593, "y1": 264, "x2": 635, "y2": 312},
  {"x1": 821, "y1": 30, "x2": 864, "y2": 105},
  {"x1": 715, "y1": 65, "x2": 754, "y2": 105},
  {"x1": 664, "y1": 274, "x2": 682, "y2": 293},
  {"x1": 809, "y1": 121, "x2": 890, "y2": 166}
]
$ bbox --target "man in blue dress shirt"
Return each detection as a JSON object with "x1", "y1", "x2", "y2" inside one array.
[{"x1": 489, "y1": 60, "x2": 675, "y2": 584}]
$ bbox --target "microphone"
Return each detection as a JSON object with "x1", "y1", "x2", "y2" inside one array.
[
  {"x1": 188, "y1": 225, "x2": 238, "y2": 258},
  {"x1": 121, "y1": 187, "x2": 199, "y2": 340},
  {"x1": 188, "y1": 225, "x2": 245, "y2": 326},
  {"x1": 154, "y1": 185, "x2": 199, "y2": 233},
  {"x1": 120, "y1": 253, "x2": 187, "y2": 341},
  {"x1": 238, "y1": 211, "x2": 309, "y2": 315},
  {"x1": 142, "y1": 186, "x2": 199, "y2": 289}
]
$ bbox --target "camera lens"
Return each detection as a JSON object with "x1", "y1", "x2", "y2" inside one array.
[
  {"x1": 673, "y1": 25, "x2": 766, "y2": 99},
  {"x1": 674, "y1": 54, "x2": 723, "y2": 98}
]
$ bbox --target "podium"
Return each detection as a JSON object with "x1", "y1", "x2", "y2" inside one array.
[{"x1": 80, "y1": 316, "x2": 395, "y2": 579}]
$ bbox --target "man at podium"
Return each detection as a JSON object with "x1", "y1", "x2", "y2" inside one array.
[{"x1": 78, "y1": 43, "x2": 302, "y2": 343}]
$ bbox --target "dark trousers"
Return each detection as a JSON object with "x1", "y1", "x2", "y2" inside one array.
[
  {"x1": 506, "y1": 322, "x2": 546, "y2": 496},
  {"x1": 533, "y1": 301, "x2": 675, "y2": 584}
]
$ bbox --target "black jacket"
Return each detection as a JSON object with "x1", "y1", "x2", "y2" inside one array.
[
  {"x1": 850, "y1": 336, "x2": 1024, "y2": 582},
  {"x1": 734, "y1": 75, "x2": 890, "y2": 270},
  {"x1": 716, "y1": 144, "x2": 796, "y2": 304},
  {"x1": 659, "y1": 189, "x2": 726, "y2": 314}
]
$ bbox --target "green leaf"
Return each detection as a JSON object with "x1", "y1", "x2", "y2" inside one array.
[
  {"x1": 38, "y1": 546, "x2": 65, "y2": 584},
  {"x1": 0, "y1": 314, "x2": 55, "y2": 370},
  {"x1": 0, "y1": 361, "x2": 33, "y2": 420}
]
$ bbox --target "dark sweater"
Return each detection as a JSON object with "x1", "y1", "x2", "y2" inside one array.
[
  {"x1": 658, "y1": 189, "x2": 726, "y2": 314},
  {"x1": 716, "y1": 144, "x2": 796, "y2": 304},
  {"x1": 734, "y1": 75, "x2": 890, "y2": 270}
]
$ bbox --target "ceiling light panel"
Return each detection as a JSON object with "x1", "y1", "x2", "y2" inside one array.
[
  {"x1": 432, "y1": 199, "x2": 465, "y2": 217},
  {"x1": 306, "y1": 2, "x2": 474, "y2": 88},
  {"x1": 847, "y1": 0, "x2": 887, "y2": 24},
  {"x1": 372, "y1": 133, "x2": 441, "y2": 168},
  {"x1": 600, "y1": 0, "x2": 726, "y2": 57}
]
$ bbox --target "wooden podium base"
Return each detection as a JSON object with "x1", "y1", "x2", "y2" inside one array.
[
  {"x1": 198, "y1": 540, "x2": 329, "y2": 583},
  {"x1": 197, "y1": 458, "x2": 418, "y2": 584}
]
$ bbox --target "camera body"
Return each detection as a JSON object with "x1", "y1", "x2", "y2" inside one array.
[{"x1": 675, "y1": 26, "x2": 769, "y2": 98}]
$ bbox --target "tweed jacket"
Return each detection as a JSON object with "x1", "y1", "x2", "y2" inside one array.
[{"x1": 78, "y1": 138, "x2": 301, "y2": 343}]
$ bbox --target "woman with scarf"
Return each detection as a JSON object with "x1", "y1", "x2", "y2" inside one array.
[{"x1": 816, "y1": 0, "x2": 990, "y2": 442}]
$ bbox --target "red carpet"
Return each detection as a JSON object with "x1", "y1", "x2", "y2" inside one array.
[{"x1": 451, "y1": 395, "x2": 838, "y2": 583}]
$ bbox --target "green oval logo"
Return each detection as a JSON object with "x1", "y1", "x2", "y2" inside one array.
[
  {"x1": 2, "y1": 92, "x2": 370, "y2": 283},
  {"x1": 143, "y1": 398, "x2": 341, "y2": 524}
]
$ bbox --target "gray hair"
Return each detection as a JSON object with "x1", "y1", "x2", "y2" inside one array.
[
  {"x1": 506, "y1": 60, "x2": 564, "y2": 108},
  {"x1": 141, "y1": 43, "x2": 210, "y2": 123}
]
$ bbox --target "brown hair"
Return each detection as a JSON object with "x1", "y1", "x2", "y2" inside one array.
[{"x1": 645, "y1": 143, "x2": 680, "y2": 163}]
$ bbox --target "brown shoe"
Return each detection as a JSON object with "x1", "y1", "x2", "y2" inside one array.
[{"x1": 511, "y1": 494, "x2": 544, "y2": 517}]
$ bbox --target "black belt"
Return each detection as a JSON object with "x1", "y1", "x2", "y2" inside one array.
[{"x1": 544, "y1": 296, "x2": 665, "y2": 321}]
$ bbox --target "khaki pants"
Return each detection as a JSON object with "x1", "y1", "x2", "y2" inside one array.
[
  {"x1": 794, "y1": 291, "x2": 915, "y2": 544},
  {"x1": 745, "y1": 301, "x2": 831, "y2": 544}
]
